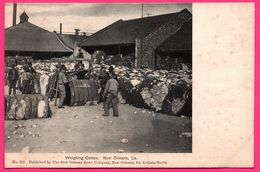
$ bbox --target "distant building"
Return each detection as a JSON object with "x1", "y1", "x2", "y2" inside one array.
[
  {"x1": 54, "y1": 32, "x2": 91, "y2": 59},
  {"x1": 80, "y1": 9, "x2": 192, "y2": 69},
  {"x1": 5, "y1": 12, "x2": 73, "y2": 59}
]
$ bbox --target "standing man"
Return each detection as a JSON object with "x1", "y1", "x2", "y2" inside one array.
[
  {"x1": 21, "y1": 66, "x2": 32, "y2": 94},
  {"x1": 7, "y1": 64, "x2": 19, "y2": 95},
  {"x1": 27, "y1": 62, "x2": 36, "y2": 93},
  {"x1": 76, "y1": 48, "x2": 84, "y2": 59},
  {"x1": 98, "y1": 66, "x2": 109, "y2": 102},
  {"x1": 108, "y1": 66, "x2": 114, "y2": 75},
  {"x1": 103, "y1": 73, "x2": 119, "y2": 117},
  {"x1": 108, "y1": 65, "x2": 118, "y2": 80},
  {"x1": 27, "y1": 62, "x2": 36, "y2": 74},
  {"x1": 76, "y1": 64, "x2": 87, "y2": 80},
  {"x1": 58, "y1": 65, "x2": 69, "y2": 108}
]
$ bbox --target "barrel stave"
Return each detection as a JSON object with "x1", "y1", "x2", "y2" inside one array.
[{"x1": 67, "y1": 79, "x2": 100, "y2": 106}]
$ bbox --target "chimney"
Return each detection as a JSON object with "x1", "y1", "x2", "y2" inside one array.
[
  {"x1": 75, "y1": 29, "x2": 80, "y2": 36},
  {"x1": 12, "y1": 3, "x2": 17, "y2": 26},
  {"x1": 60, "y1": 23, "x2": 62, "y2": 34},
  {"x1": 141, "y1": 4, "x2": 143, "y2": 18}
]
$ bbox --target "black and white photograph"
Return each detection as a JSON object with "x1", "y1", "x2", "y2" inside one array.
[{"x1": 4, "y1": 3, "x2": 192, "y2": 155}]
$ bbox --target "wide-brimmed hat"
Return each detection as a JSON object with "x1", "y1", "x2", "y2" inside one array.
[
  {"x1": 60, "y1": 64, "x2": 67, "y2": 71},
  {"x1": 109, "y1": 66, "x2": 114, "y2": 71}
]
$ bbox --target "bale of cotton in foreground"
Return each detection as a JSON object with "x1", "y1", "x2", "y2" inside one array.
[{"x1": 5, "y1": 94, "x2": 51, "y2": 120}]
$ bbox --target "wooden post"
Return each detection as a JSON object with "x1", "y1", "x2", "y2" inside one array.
[{"x1": 12, "y1": 3, "x2": 17, "y2": 26}]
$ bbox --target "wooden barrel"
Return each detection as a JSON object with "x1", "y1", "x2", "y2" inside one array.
[
  {"x1": 77, "y1": 80, "x2": 87, "y2": 105},
  {"x1": 73, "y1": 80, "x2": 82, "y2": 106},
  {"x1": 68, "y1": 80, "x2": 76, "y2": 106},
  {"x1": 65, "y1": 79, "x2": 100, "y2": 106},
  {"x1": 5, "y1": 94, "x2": 45, "y2": 120},
  {"x1": 90, "y1": 80, "x2": 99, "y2": 102},
  {"x1": 82, "y1": 80, "x2": 90, "y2": 104},
  {"x1": 86, "y1": 81, "x2": 93, "y2": 103}
]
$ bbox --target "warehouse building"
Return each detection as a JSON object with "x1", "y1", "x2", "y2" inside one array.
[
  {"x1": 5, "y1": 12, "x2": 73, "y2": 59},
  {"x1": 55, "y1": 31, "x2": 91, "y2": 59},
  {"x1": 80, "y1": 8, "x2": 192, "y2": 69}
]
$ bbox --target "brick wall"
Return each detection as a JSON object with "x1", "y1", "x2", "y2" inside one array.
[
  {"x1": 135, "y1": 38, "x2": 142, "y2": 67},
  {"x1": 136, "y1": 11, "x2": 192, "y2": 69}
]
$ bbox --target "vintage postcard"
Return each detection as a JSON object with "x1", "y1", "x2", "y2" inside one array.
[{"x1": 3, "y1": 3, "x2": 254, "y2": 168}]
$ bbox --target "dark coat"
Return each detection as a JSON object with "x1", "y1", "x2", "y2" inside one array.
[{"x1": 7, "y1": 68, "x2": 19, "y2": 81}]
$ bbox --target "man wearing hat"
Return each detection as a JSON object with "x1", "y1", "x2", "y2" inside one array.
[
  {"x1": 76, "y1": 48, "x2": 84, "y2": 59},
  {"x1": 98, "y1": 65, "x2": 109, "y2": 102},
  {"x1": 108, "y1": 65, "x2": 118, "y2": 80},
  {"x1": 27, "y1": 62, "x2": 36, "y2": 93},
  {"x1": 108, "y1": 66, "x2": 114, "y2": 74},
  {"x1": 7, "y1": 64, "x2": 19, "y2": 95},
  {"x1": 21, "y1": 66, "x2": 32, "y2": 94},
  {"x1": 58, "y1": 65, "x2": 69, "y2": 108},
  {"x1": 103, "y1": 73, "x2": 119, "y2": 117}
]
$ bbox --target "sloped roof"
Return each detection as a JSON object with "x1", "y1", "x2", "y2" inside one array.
[
  {"x1": 5, "y1": 22, "x2": 73, "y2": 53},
  {"x1": 80, "y1": 9, "x2": 191, "y2": 47},
  {"x1": 157, "y1": 19, "x2": 192, "y2": 52},
  {"x1": 57, "y1": 34, "x2": 88, "y2": 48}
]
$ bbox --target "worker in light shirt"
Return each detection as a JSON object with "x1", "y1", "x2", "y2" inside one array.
[
  {"x1": 21, "y1": 66, "x2": 33, "y2": 94},
  {"x1": 103, "y1": 73, "x2": 119, "y2": 117}
]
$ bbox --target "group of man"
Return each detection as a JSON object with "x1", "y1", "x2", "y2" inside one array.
[
  {"x1": 7, "y1": 55, "x2": 120, "y2": 117},
  {"x1": 58, "y1": 64, "x2": 120, "y2": 117},
  {"x1": 7, "y1": 61, "x2": 36, "y2": 95}
]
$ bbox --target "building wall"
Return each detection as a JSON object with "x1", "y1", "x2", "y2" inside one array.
[
  {"x1": 135, "y1": 38, "x2": 142, "y2": 67},
  {"x1": 136, "y1": 11, "x2": 192, "y2": 69}
]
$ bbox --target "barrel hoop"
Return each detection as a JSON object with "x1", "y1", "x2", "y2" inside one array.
[
  {"x1": 83, "y1": 80, "x2": 90, "y2": 103},
  {"x1": 88, "y1": 80, "x2": 94, "y2": 102},
  {"x1": 74, "y1": 80, "x2": 80, "y2": 106},
  {"x1": 79, "y1": 80, "x2": 86, "y2": 105},
  {"x1": 70, "y1": 80, "x2": 76, "y2": 106}
]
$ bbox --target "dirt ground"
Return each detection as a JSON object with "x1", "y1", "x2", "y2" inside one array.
[{"x1": 5, "y1": 101, "x2": 192, "y2": 153}]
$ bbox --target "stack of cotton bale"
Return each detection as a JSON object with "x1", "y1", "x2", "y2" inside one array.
[
  {"x1": 92, "y1": 64, "x2": 192, "y2": 117},
  {"x1": 32, "y1": 61, "x2": 75, "y2": 97},
  {"x1": 5, "y1": 94, "x2": 51, "y2": 120}
]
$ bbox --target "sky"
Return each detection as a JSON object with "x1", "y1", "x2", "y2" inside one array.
[{"x1": 5, "y1": 3, "x2": 192, "y2": 35}]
